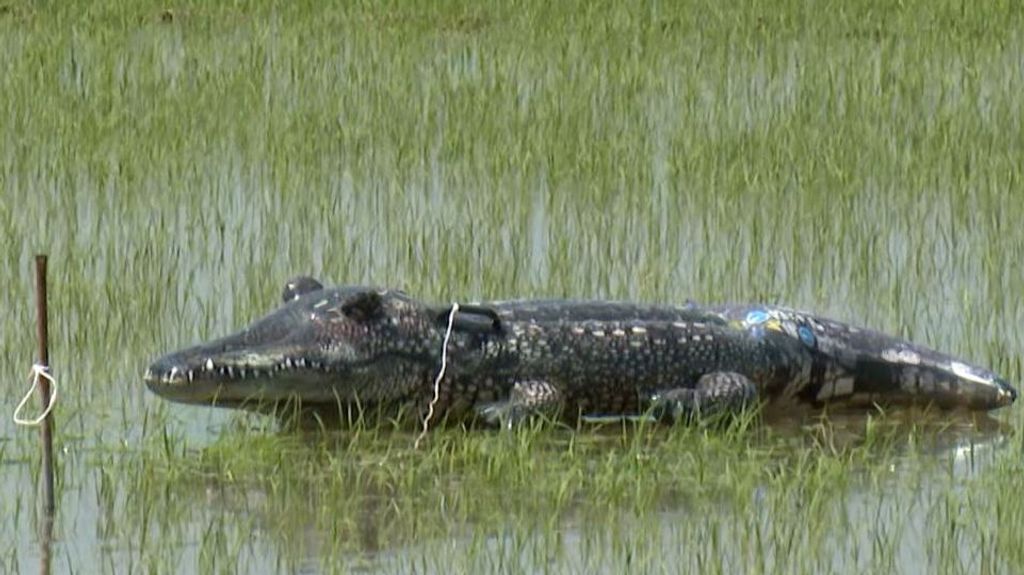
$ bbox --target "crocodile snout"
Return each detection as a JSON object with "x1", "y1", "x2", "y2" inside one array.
[{"x1": 996, "y1": 378, "x2": 1018, "y2": 405}]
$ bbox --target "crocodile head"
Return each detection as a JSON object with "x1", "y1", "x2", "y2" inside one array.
[
  {"x1": 720, "y1": 305, "x2": 1017, "y2": 411},
  {"x1": 144, "y1": 278, "x2": 450, "y2": 413}
]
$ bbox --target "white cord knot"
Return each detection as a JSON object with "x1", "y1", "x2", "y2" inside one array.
[{"x1": 13, "y1": 363, "x2": 57, "y2": 426}]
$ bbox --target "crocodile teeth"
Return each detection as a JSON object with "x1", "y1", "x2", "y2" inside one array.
[
  {"x1": 296, "y1": 358, "x2": 306, "y2": 368},
  {"x1": 187, "y1": 370, "x2": 194, "y2": 382},
  {"x1": 226, "y1": 366, "x2": 234, "y2": 378},
  {"x1": 285, "y1": 358, "x2": 294, "y2": 369},
  {"x1": 205, "y1": 358, "x2": 214, "y2": 371}
]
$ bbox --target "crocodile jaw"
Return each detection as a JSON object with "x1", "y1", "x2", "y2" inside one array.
[{"x1": 144, "y1": 349, "x2": 355, "y2": 407}]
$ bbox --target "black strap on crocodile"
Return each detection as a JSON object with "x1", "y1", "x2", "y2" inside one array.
[{"x1": 435, "y1": 304, "x2": 503, "y2": 334}]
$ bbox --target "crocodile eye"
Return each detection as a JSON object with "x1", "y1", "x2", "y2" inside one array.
[
  {"x1": 282, "y1": 276, "x2": 324, "y2": 303},
  {"x1": 797, "y1": 325, "x2": 816, "y2": 348}
]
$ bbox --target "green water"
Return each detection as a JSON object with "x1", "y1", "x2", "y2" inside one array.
[{"x1": 1, "y1": 1, "x2": 1022, "y2": 573}]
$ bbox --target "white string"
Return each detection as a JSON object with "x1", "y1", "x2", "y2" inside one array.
[
  {"x1": 415, "y1": 302, "x2": 459, "y2": 449},
  {"x1": 13, "y1": 364, "x2": 57, "y2": 426}
]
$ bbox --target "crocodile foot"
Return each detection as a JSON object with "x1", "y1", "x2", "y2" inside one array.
[
  {"x1": 476, "y1": 380, "x2": 563, "y2": 429},
  {"x1": 648, "y1": 371, "x2": 758, "y2": 424}
]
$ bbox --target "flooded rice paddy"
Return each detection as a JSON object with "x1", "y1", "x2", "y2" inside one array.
[{"x1": 1, "y1": 1, "x2": 1023, "y2": 573}]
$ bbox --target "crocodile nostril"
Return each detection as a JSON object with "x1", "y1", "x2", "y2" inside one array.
[{"x1": 994, "y1": 378, "x2": 1018, "y2": 404}]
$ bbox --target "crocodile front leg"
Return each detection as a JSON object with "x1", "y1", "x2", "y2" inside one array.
[
  {"x1": 476, "y1": 380, "x2": 564, "y2": 428},
  {"x1": 647, "y1": 372, "x2": 758, "y2": 423}
]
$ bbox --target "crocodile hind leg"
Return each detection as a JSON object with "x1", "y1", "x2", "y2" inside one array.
[
  {"x1": 476, "y1": 380, "x2": 563, "y2": 428},
  {"x1": 648, "y1": 372, "x2": 758, "y2": 424}
]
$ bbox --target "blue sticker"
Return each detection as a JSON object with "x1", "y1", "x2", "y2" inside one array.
[
  {"x1": 798, "y1": 325, "x2": 816, "y2": 348},
  {"x1": 745, "y1": 309, "x2": 770, "y2": 325}
]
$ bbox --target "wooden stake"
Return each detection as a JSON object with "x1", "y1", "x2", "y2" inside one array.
[{"x1": 35, "y1": 255, "x2": 55, "y2": 517}]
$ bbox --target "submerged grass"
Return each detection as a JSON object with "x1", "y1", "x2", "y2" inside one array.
[
  {"x1": 1, "y1": 0, "x2": 1022, "y2": 572},
  {"x1": 89, "y1": 413, "x2": 1016, "y2": 573}
]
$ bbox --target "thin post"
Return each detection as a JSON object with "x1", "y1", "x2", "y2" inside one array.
[{"x1": 35, "y1": 255, "x2": 55, "y2": 517}]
